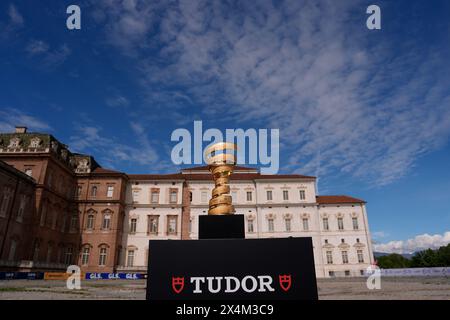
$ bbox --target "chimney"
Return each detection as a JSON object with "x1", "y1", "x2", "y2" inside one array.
[{"x1": 15, "y1": 126, "x2": 27, "y2": 134}]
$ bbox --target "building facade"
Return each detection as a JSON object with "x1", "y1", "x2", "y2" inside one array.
[
  {"x1": 0, "y1": 127, "x2": 128, "y2": 273},
  {"x1": 120, "y1": 167, "x2": 374, "y2": 278},
  {"x1": 0, "y1": 127, "x2": 374, "y2": 277}
]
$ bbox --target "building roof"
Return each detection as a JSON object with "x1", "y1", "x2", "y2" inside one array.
[
  {"x1": 128, "y1": 171, "x2": 316, "y2": 181},
  {"x1": 181, "y1": 165, "x2": 258, "y2": 173},
  {"x1": 91, "y1": 167, "x2": 127, "y2": 176},
  {"x1": 316, "y1": 195, "x2": 366, "y2": 204}
]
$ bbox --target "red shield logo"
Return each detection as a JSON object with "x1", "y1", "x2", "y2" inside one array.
[
  {"x1": 172, "y1": 276, "x2": 184, "y2": 294},
  {"x1": 279, "y1": 274, "x2": 292, "y2": 291}
]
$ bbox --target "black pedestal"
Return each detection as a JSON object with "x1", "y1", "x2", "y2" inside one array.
[{"x1": 198, "y1": 214, "x2": 245, "y2": 239}]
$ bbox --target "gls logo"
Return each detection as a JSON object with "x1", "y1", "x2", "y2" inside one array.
[{"x1": 171, "y1": 274, "x2": 292, "y2": 294}]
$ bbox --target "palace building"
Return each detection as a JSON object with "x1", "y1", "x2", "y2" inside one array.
[{"x1": 0, "y1": 127, "x2": 374, "y2": 277}]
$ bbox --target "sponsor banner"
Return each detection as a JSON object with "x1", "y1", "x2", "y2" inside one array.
[
  {"x1": 0, "y1": 272, "x2": 44, "y2": 280},
  {"x1": 378, "y1": 267, "x2": 450, "y2": 277},
  {"x1": 147, "y1": 237, "x2": 318, "y2": 300},
  {"x1": 85, "y1": 273, "x2": 144, "y2": 280},
  {"x1": 43, "y1": 272, "x2": 86, "y2": 280}
]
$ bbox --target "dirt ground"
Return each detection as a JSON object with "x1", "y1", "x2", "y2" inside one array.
[{"x1": 0, "y1": 277, "x2": 448, "y2": 300}]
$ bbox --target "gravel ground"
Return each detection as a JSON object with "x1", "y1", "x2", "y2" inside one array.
[{"x1": 0, "y1": 277, "x2": 448, "y2": 300}]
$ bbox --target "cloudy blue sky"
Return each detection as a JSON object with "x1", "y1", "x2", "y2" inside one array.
[{"x1": 1, "y1": 0, "x2": 449, "y2": 253}]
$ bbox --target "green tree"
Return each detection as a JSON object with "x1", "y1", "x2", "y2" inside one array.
[
  {"x1": 376, "y1": 253, "x2": 411, "y2": 269},
  {"x1": 410, "y1": 244, "x2": 450, "y2": 267}
]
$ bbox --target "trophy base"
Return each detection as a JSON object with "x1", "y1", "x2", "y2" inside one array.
[{"x1": 198, "y1": 214, "x2": 245, "y2": 239}]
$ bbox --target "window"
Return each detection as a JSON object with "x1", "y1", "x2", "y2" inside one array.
[
  {"x1": 201, "y1": 192, "x2": 208, "y2": 203},
  {"x1": 246, "y1": 192, "x2": 252, "y2": 201},
  {"x1": 323, "y1": 218, "x2": 329, "y2": 230},
  {"x1": 324, "y1": 239, "x2": 328, "y2": 244},
  {"x1": 360, "y1": 270, "x2": 365, "y2": 276},
  {"x1": 148, "y1": 216, "x2": 159, "y2": 234},
  {"x1": 167, "y1": 216, "x2": 177, "y2": 234},
  {"x1": 345, "y1": 270, "x2": 350, "y2": 276},
  {"x1": 189, "y1": 192, "x2": 193, "y2": 203},
  {"x1": 30, "y1": 138, "x2": 40, "y2": 148},
  {"x1": 283, "y1": 190, "x2": 289, "y2": 200},
  {"x1": 99, "y1": 247, "x2": 107, "y2": 266},
  {"x1": 151, "y1": 190, "x2": 159, "y2": 204},
  {"x1": 107, "y1": 186, "x2": 114, "y2": 198},
  {"x1": 357, "y1": 250, "x2": 364, "y2": 263},
  {"x1": 64, "y1": 247, "x2": 73, "y2": 265},
  {"x1": 268, "y1": 218, "x2": 274, "y2": 232},
  {"x1": 51, "y1": 210, "x2": 58, "y2": 229},
  {"x1": 77, "y1": 186, "x2": 82, "y2": 197},
  {"x1": 189, "y1": 219, "x2": 193, "y2": 233},
  {"x1": 46, "y1": 244, "x2": 53, "y2": 263},
  {"x1": 39, "y1": 202, "x2": 47, "y2": 226},
  {"x1": 302, "y1": 218, "x2": 309, "y2": 231},
  {"x1": 329, "y1": 271, "x2": 335, "y2": 277},
  {"x1": 169, "y1": 190, "x2": 178, "y2": 203},
  {"x1": 70, "y1": 215, "x2": 78, "y2": 231},
  {"x1": 132, "y1": 189, "x2": 140, "y2": 200},
  {"x1": 25, "y1": 168, "x2": 32, "y2": 177},
  {"x1": 33, "y1": 241, "x2": 40, "y2": 261},
  {"x1": 326, "y1": 251, "x2": 333, "y2": 264},
  {"x1": 81, "y1": 247, "x2": 90, "y2": 265},
  {"x1": 231, "y1": 191, "x2": 237, "y2": 202},
  {"x1": 8, "y1": 240, "x2": 17, "y2": 261},
  {"x1": 338, "y1": 217, "x2": 344, "y2": 230},
  {"x1": 91, "y1": 186, "x2": 97, "y2": 197},
  {"x1": 352, "y1": 217, "x2": 359, "y2": 230},
  {"x1": 299, "y1": 190, "x2": 306, "y2": 200},
  {"x1": 266, "y1": 191, "x2": 273, "y2": 201},
  {"x1": 86, "y1": 214, "x2": 95, "y2": 230},
  {"x1": 342, "y1": 251, "x2": 349, "y2": 264},
  {"x1": 285, "y1": 218, "x2": 291, "y2": 232},
  {"x1": 102, "y1": 214, "x2": 111, "y2": 230},
  {"x1": 47, "y1": 173, "x2": 53, "y2": 188},
  {"x1": 247, "y1": 220, "x2": 254, "y2": 233},
  {"x1": 16, "y1": 195, "x2": 26, "y2": 222},
  {"x1": 127, "y1": 250, "x2": 135, "y2": 267},
  {"x1": 130, "y1": 218, "x2": 137, "y2": 233},
  {"x1": 0, "y1": 188, "x2": 12, "y2": 217},
  {"x1": 9, "y1": 138, "x2": 20, "y2": 147}
]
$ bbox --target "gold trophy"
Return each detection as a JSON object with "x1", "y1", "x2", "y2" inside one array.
[{"x1": 204, "y1": 142, "x2": 237, "y2": 215}]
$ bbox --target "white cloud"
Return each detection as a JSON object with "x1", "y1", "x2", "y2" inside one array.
[
  {"x1": 0, "y1": 108, "x2": 51, "y2": 132},
  {"x1": 25, "y1": 41, "x2": 71, "y2": 68},
  {"x1": 96, "y1": 0, "x2": 450, "y2": 185},
  {"x1": 373, "y1": 231, "x2": 450, "y2": 254},
  {"x1": 8, "y1": 4, "x2": 24, "y2": 26},
  {"x1": 43, "y1": 44, "x2": 71, "y2": 67},
  {"x1": 26, "y1": 40, "x2": 49, "y2": 55},
  {"x1": 372, "y1": 231, "x2": 389, "y2": 239},
  {"x1": 106, "y1": 95, "x2": 130, "y2": 108},
  {"x1": 69, "y1": 123, "x2": 172, "y2": 170}
]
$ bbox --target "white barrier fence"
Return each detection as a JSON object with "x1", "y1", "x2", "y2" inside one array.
[{"x1": 377, "y1": 267, "x2": 450, "y2": 277}]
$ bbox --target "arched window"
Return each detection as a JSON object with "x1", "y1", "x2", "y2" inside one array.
[
  {"x1": 8, "y1": 239, "x2": 17, "y2": 261},
  {"x1": 32, "y1": 239, "x2": 40, "y2": 262},
  {"x1": 99, "y1": 246, "x2": 108, "y2": 266},
  {"x1": 46, "y1": 242, "x2": 53, "y2": 263},
  {"x1": 86, "y1": 214, "x2": 95, "y2": 230},
  {"x1": 81, "y1": 246, "x2": 90, "y2": 265},
  {"x1": 64, "y1": 246, "x2": 74, "y2": 265},
  {"x1": 102, "y1": 213, "x2": 111, "y2": 230},
  {"x1": 91, "y1": 186, "x2": 97, "y2": 197},
  {"x1": 127, "y1": 249, "x2": 135, "y2": 267}
]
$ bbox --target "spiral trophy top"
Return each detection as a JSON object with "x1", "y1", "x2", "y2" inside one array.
[{"x1": 204, "y1": 142, "x2": 237, "y2": 215}]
